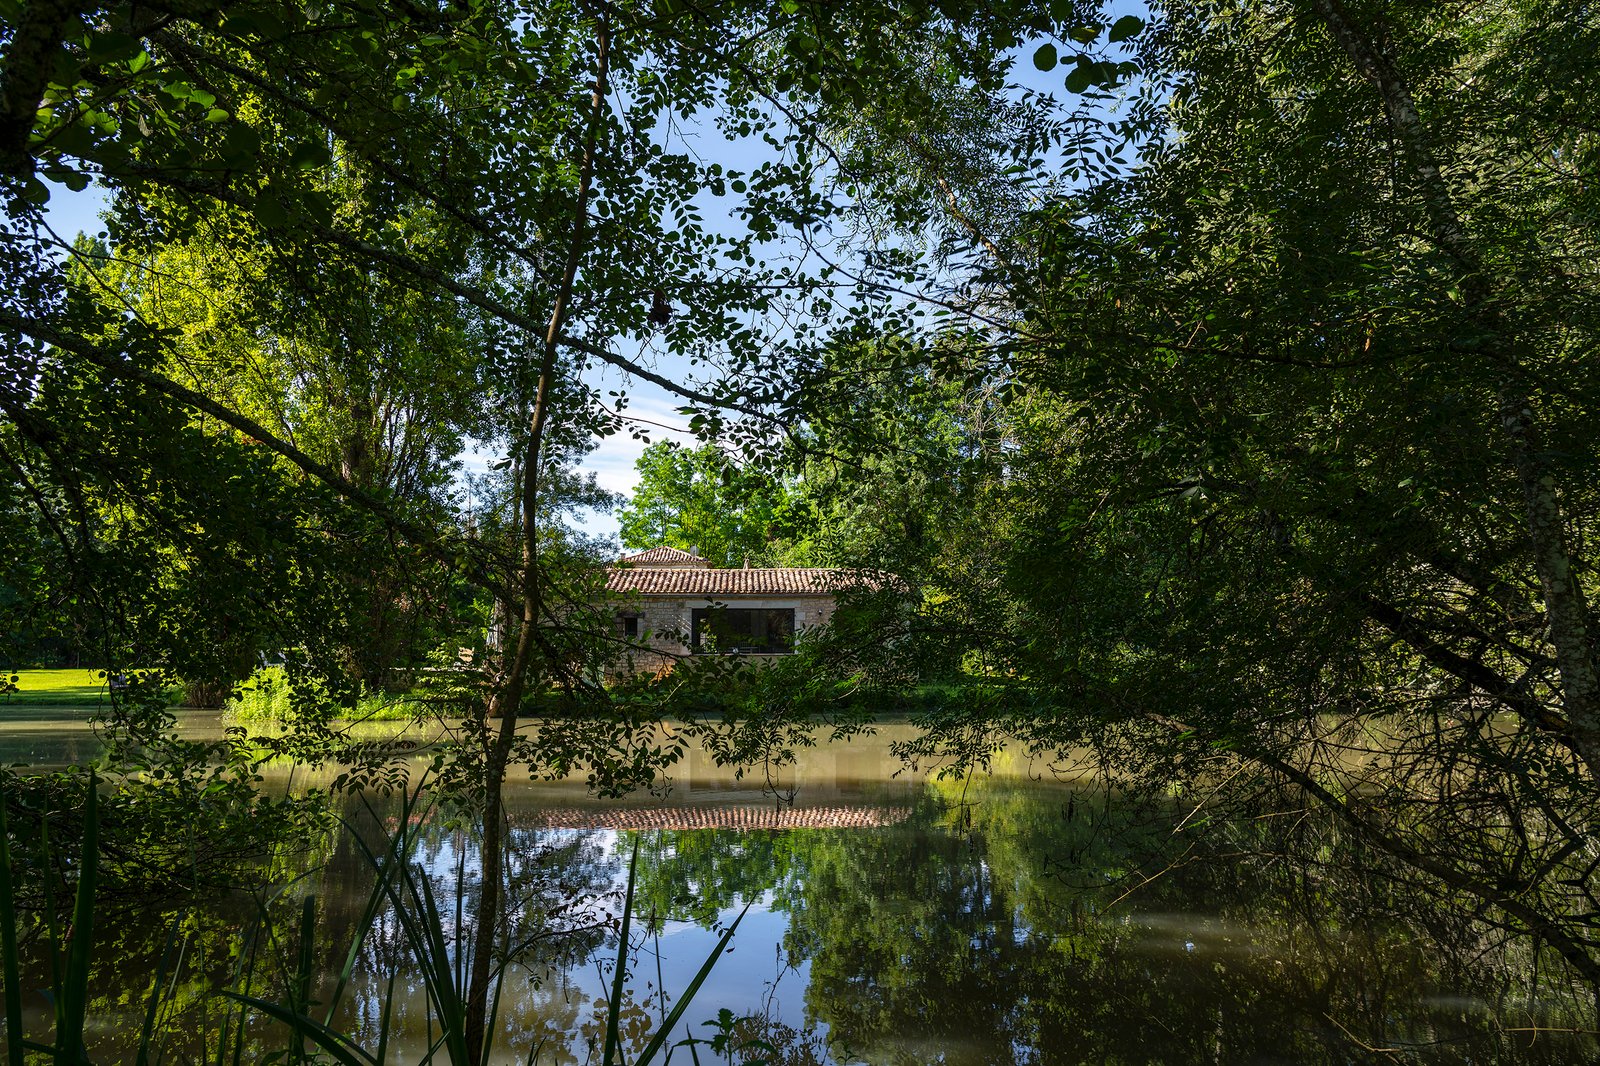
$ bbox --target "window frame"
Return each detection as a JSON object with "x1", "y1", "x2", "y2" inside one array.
[{"x1": 690, "y1": 606, "x2": 797, "y2": 654}]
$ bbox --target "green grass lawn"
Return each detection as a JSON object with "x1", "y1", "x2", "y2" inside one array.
[
  {"x1": 2, "y1": 669, "x2": 188, "y2": 708},
  {"x1": 1, "y1": 668, "x2": 421, "y2": 717},
  {"x1": 3, "y1": 668, "x2": 116, "y2": 706}
]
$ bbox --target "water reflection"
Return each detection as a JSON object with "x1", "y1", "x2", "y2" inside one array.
[
  {"x1": 11, "y1": 725, "x2": 1598, "y2": 1064},
  {"x1": 333, "y1": 767, "x2": 1597, "y2": 1063}
]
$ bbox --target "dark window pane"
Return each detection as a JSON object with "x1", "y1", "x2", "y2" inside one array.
[{"x1": 691, "y1": 608, "x2": 795, "y2": 653}]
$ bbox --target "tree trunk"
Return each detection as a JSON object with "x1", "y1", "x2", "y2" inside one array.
[
  {"x1": 460, "y1": 17, "x2": 610, "y2": 1063},
  {"x1": 0, "y1": 0, "x2": 80, "y2": 176},
  {"x1": 1500, "y1": 392, "x2": 1600, "y2": 769},
  {"x1": 1315, "y1": 0, "x2": 1600, "y2": 770}
]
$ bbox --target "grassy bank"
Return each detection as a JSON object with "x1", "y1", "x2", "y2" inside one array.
[
  {"x1": 3, "y1": 668, "x2": 113, "y2": 706},
  {"x1": 2, "y1": 669, "x2": 191, "y2": 709},
  {"x1": 2, "y1": 669, "x2": 180, "y2": 708}
]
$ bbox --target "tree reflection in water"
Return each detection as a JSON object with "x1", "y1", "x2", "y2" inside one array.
[
  {"x1": 311, "y1": 795, "x2": 621, "y2": 1061},
  {"x1": 26, "y1": 773, "x2": 1598, "y2": 1064},
  {"x1": 627, "y1": 774, "x2": 1599, "y2": 1065}
]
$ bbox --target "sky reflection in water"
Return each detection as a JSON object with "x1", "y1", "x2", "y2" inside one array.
[
  {"x1": 10, "y1": 718, "x2": 1597, "y2": 1064},
  {"x1": 312, "y1": 730, "x2": 1597, "y2": 1065}
]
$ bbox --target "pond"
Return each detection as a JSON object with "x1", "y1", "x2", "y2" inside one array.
[{"x1": 6, "y1": 708, "x2": 1597, "y2": 1064}]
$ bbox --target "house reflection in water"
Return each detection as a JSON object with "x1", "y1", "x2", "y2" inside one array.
[
  {"x1": 526, "y1": 804, "x2": 912, "y2": 830},
  {"x1": 513, "y1": 727, "x2": 920, "y2": 831}
]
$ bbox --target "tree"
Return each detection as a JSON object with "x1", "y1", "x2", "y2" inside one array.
[
  {"x1": 82, "y1": 198, "x2": 489, "y2": 690},
  {"x1": 821, "y1": 0, "x2": 1600, "y2": 999},
  {"x1": 617, "y1": 441, "x2": 801, "y2": 567},
  {"x1": 3, "y1": 0, "x2": 1089, "y2": 1056}
]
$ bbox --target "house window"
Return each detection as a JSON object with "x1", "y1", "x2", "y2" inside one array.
[
  {"x1": 618, "y1": 614, "x2": 640, "y2": 639},
  {"x1": 691, "y1": 608, "x2": 795, "y2": 654}
]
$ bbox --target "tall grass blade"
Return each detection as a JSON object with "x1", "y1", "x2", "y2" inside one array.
[
  {"x1": 296, "y1": 896, "x2": 316, "y2": 1007},
  {"x1": 483, "y1": 957, "x2": 508, "y2": 1066},
  {"x1": 133, "y1": 916, "x2": 188, "y2": 1066},
  {"x1": 211, "y1": 1005, "x2": 231, "y2": 1066},
  {"x1": 223, "y1": 890, "x2": 268, "y2": 1066},
  {"x1": 221, "y1": 993, "x2": 377, "y2": 1066},
  {"x1": 292, "y1": 895, "x2": 317, "y2": 1063},
  {"x1": 634, "y1": 902, "x2": 751, "y2": 1066},
  {"x1": 337, "y1": 784, "x2": 477, "y2": 1064},
  {"x1": 413, "y1": 1033, "x2": 450, "y2": 1066},
  {"x1": 322, "y1": 787, "x2": 422, "y2": 1028},
  {"x1": 0, "y1": 787, "x2": 24, "y2": 1066},
  {"x1": 603, "y1": 842, "x2": 640, "y2": 1066},
  {"x1": 452, "y1": 840, "x2": 465, "y2": 1009},
  {"x1": 373, "y1": 971, "x2": 397, "y2": 1066},
  {"x1": 55, "y1": 773, "x2": 98, "y2": 1066},
  {"x1": 409, "y1": 869, "x2": 473, "y2": 1065},
  {"x1": 36, "y1": 806, "x2": 61, "y2": 1022},
  {"x1": 220, "y1": 871, "x2": 311, "y2": 1066}
]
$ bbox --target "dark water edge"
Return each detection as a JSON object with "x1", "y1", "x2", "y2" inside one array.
[{"x1": 6, "y1": 716, "x2": 1598, "y2": 1065}]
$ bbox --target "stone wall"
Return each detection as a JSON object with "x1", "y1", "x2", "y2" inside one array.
[{"x1": 609, "y1": 594, "x2": 836, "y2": 677}]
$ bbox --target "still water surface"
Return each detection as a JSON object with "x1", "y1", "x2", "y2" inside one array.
[{"x1": 6, "y1": 707, "x2": 1596, "y2": 1064}]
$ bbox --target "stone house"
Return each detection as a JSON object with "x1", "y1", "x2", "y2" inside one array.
[{"x1": 605, "y1": 546, "x2": 853, "y2": 674}]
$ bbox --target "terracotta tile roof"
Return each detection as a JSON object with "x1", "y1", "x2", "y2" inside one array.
[
  {"x1": 616, "y1": 546, "x2": 711, "y2": 567},
  {"x1": 607, "y1": 566, "x2": 856, "y2": 596}
]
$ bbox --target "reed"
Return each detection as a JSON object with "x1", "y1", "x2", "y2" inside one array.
[{"x1": 0, "y1": 777, "x2": 758, "y2": 1065}]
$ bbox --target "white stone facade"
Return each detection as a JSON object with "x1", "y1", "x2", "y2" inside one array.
[{"x1": 605, "y1": 547, "x2": 848, "y2": 677}]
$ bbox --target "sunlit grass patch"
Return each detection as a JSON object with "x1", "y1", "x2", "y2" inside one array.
[
  {"x1": 2, "y1": 669, "x2": 188, "y2": 708},
  {"x1": 4, "y1": 669, "x2": 113, "y2": 707}
]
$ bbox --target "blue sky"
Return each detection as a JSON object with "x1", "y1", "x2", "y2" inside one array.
[
  {"x1": 42, "y1": 12, "x2": 1146, "y2": 549},
  {"x1": 566, "y1": 24, "x2": 1146, "y2": 544}
]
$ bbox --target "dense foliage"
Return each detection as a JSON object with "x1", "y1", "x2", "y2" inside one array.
[
  {"x1": 0, "y1": 0, "x2": 1127, "y2": 1056},
  {"x1": 616, "y1": 441, "x2": 805, "y2": 568},
  {"x1": 7, "y1": 0, "x2": 1600, "y2": 1054},
  {"x1": 792, "y1": 0, "x2": 1600, "y2": 1004}
]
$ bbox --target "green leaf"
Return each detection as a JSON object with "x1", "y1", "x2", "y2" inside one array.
[
  {"x1": 56, "y1": 774, "x2": 98, "y2": 1065},
  {"x1": 1064, "y1": 63, "x2": 1092, "y2": 94},
  {"x1": 49, "y1": 122, "x2": 93, "y2": 156},
  {"x1": 253, "y1": 190, "x2": 288, "y2": 228},
  {"x1": 635, "y1": 901, "x2": 751, "y2": 1065},
  {"x1": 290, "y1": 140, "x2": 331, "y2": 170},
  {"x1": 224, "y1": 9, "x2": 288, "y2": 39},
  {"x1": 220, "y1": 123, "x2": 262, "y2": 169},
  {"x1": 135, "y1": 917, "x2": 187, "y2": 1066},
  {"x1": 602, "y1": 842, "x2": 639, "y2": 1066},
  {"x1": 205, "y1": 108, "x2": 230, "y2": 123},
  {"x1": 87, "y1": 31, "x2": 141, "y2": 63},
  {"x1": 301, "y1": 189, "x2": 335, "y2": 228},
  {"x1": 1032, "y1": 43, "x2": 1058, "y2": 72},
  {"x1": 1108, "y1": 15, "x2": 1145, "y2": 43},
  {"x1": 220, "y1": 994, "x2": 377, "y2": 1066}
]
